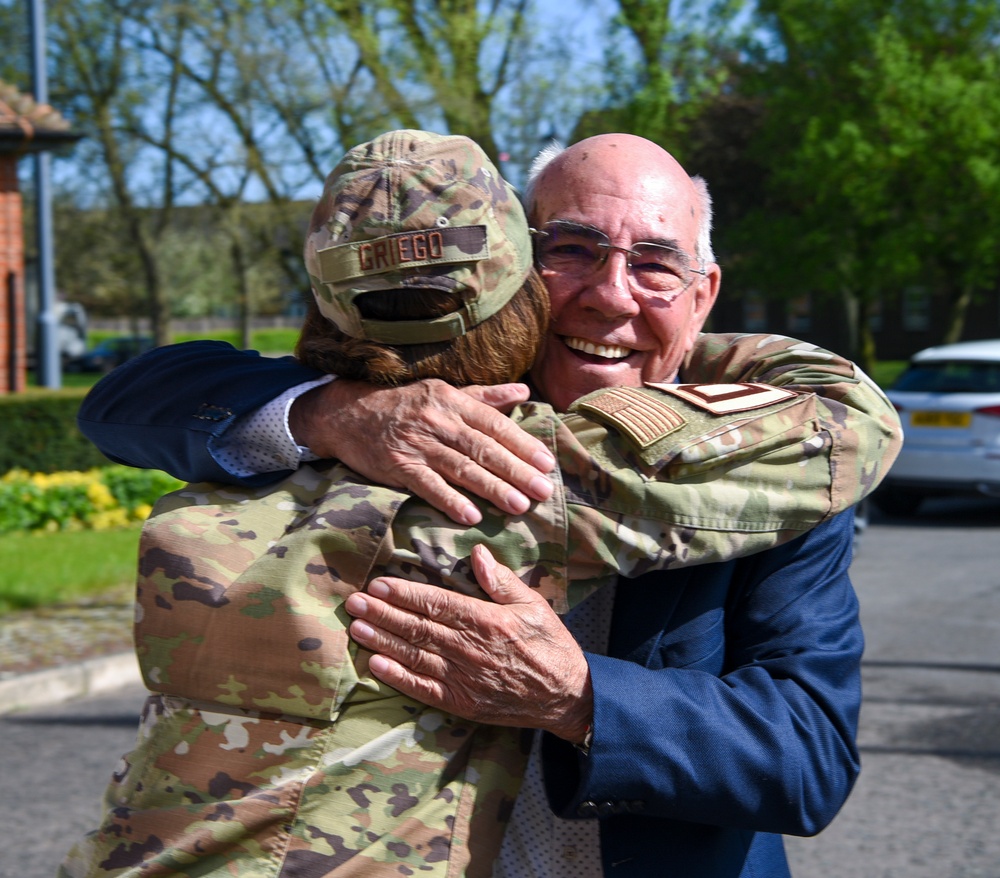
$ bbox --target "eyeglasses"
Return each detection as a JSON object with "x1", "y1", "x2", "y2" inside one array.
[{"x1": 530, "y1": 220, "x2": 707, "y2": 301}]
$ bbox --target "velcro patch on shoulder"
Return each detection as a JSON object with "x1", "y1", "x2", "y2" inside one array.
[
  {"x1": 574, "y1": 386, "x2": 686, "y2": 449},
  {"x1": 645, "y1": 382, "x2": 799, "y2": 415}
]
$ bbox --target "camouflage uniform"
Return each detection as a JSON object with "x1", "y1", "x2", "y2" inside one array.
[{"x1": 59, "y1": 333, "x2": 901, "y2": 878}]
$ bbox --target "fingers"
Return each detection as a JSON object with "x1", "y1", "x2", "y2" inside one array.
[
  {"x1": 345, "y1": 570, "x2": 592, "y2": 734},
  {"x1": 409, "y1": 391, "x2": 554, "y2": 515},
  {"x1": 460, "y1": 382, "x2": 532, "y2": 413},
  {"x1": 303, "y1": 379, "x2": 555, "y2": 523},
  {"x1": 365, "y1": 653, "x2": 450, "y2": 706},
  {"x1": 460, "y1": 384, "x2": 556, "y2": 478},
  {"x1": 349, "y1": 577, "x2": 482, "y2": 634},
  {"x1": 390, "y1": 463, "x2": 485, "y2": 526},
  {"x1": 396, "y1": 429, "x2": 554, "y2": 521},
  {"x1": 470, "y1": 545, "x2": 535, "y2": 605},
  {"x1": 389, "y1": 435, "x2": 542, "y2": 525},
  {"x1": 345, "y1": 583, "x2": 480, "y2": 715},
  {"x1": 350, "y1": 614, "x2": 449, "y2": 680}
]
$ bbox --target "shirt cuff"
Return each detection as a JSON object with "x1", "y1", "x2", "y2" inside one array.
[{"x1": 209, "y1": 375, "x2": 334, "y2": 477}]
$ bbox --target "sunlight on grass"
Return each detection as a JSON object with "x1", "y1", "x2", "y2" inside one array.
[
  {"x1": 0, "y1": 527, "x2": 141, "y2": 612},
  {"x1": 871, "y1": 360, "x2": 907, "y2": 388},
  {"x1": 250, "y1": 328, "x2": 299, "y2": 353},
  {"x1": 172, "y1": 328, "x2": 298, "y2": 353}
]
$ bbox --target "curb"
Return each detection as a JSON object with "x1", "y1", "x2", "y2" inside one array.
[{"x1": 0, "y1": 652, "x2": 142, "y2": 716}]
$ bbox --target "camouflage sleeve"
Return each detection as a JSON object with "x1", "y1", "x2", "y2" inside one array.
[
  {"x1": 510, "y1": 333, "x2": 902, "y2": 581},
  {"x1": 680, "y1": 332, "x2": 903, "y2": 512},
  {"x1": 132, "y1": 338, "x2": 900, "y2": 714}
]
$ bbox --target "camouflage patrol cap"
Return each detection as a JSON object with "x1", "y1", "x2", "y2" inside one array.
[{"x1": 304, "y1": 129, "x2": 532, "y2": 344}]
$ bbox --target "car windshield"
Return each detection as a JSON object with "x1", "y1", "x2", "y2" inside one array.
[{"x1": 892, "y1": 360, "x2": 1000, "y2": 394}]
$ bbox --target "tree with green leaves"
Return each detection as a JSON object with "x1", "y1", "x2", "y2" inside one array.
[
  {"x1": 736, "y1": 0, "x2": 1000, "y2": 366},
  {"x1": 574, "y1": 0, "x2": 749, "y2": 159},
  {"x1": 46, "y1": 0, "x2": 191, "y2": 346}
]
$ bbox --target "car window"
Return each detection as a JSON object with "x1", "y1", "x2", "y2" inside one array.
[{"x1": 892, "y1": 360, "x2": 1000, "y2": 393}]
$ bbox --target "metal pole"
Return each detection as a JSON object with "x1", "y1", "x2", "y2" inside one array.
[{"x1": 29, "y1": 0, "x2": 60, "y2": 388}]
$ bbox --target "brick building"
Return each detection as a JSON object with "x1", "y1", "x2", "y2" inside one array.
[
  {"x1": 0, "y1": 81, "x2": 80, "y2": 393},
  {"x1": 710, "y1": 287, "x2": 1000, "y2": 365}
]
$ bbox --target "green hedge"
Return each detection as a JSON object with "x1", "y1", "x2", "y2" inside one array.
[{"x1": 0, "y1": 389, "x2": 112, "y2": 474}]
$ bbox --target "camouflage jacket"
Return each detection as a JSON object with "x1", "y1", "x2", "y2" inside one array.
[{"x1": 60, "y1": 333, "x2": 901, "y2": 878}]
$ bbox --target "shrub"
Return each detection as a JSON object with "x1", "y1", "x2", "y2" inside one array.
[
  {"x1": 0, "y1": 466, "x2": 183, "y2": 535},
  {"x1": 0, "y1": 389, "x2": 111, "y2": 474}
]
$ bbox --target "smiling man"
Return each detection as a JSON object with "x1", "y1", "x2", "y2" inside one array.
[
  {"x1": 525, "y1": 136, "x2": 721, "y2": 412},
  {"x1": 77, "y1": 133, "x2": 900, "y2": 878}
]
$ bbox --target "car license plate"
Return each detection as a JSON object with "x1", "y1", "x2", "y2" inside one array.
[{"x1": 910, "y1": 411, "x2": 971, "y2": 428}]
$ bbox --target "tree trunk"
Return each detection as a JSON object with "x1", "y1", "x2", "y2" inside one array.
[
  {"x1": 231, "y1": 238, "x2": 252, "y2": 351},
  {"x1": 942, "y1": 283, "x2": 973, "y2": 345},
  {"x1": 841, "y1": 287, "x2": 878, "y2": 374},
  {"x1": 840, "y1": 288, "x2": 859, "y2": 361},
  {"x1": 855, "y1": 299, "x2": 878, "y2": 376},
  {"x1": 134, "y1": 234, "x2": 170, "y2": 347}
]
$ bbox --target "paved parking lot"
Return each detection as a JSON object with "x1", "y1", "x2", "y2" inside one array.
[{"x1": 787, "y1": 498, "x2": 1000, "y2": 877}]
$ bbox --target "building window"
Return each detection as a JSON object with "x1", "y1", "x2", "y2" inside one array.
[
  {"x1": 743, "y1": 291, "x2": 767, "y2": 332},
  {"x1": 786, "y1": 295, "x2": 811, "y2": 334},
  {"x1": 867, "y1": 297, "x2": 883, "y2": 332},
  {"x1": 902, "y1": 287, "x2": 930, "y2": 331}
]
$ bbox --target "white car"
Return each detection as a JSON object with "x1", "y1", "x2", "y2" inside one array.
[{"x1": 875, "y1": 339, "x2": 1000, "y2": 515}]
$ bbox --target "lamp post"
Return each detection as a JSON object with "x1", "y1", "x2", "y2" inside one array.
[{"x1": 28, "y1": 0, "x2": 59, "y2": 389}]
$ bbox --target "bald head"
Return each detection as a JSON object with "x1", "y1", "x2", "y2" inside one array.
[
  {"x1": 526, "y1": 134, "x2": 713, "y2": 263},
  {"x1": 523, "y1": 132, "x2": 722, "y2": 411}
]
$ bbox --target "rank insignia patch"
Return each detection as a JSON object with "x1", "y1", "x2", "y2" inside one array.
[{"x1": 645, "y1": 382, "x2": 799, "y2": 414}]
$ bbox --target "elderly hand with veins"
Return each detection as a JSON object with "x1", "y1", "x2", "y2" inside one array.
[
  {"x1": 345, "y1": 544, "x2": 594, "y2": 745},
  {"x1": 289, "y1": 378, "x2": 556, "y2": 526}
]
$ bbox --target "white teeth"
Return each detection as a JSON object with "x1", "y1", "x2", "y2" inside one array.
[{"x1": 565, "y1": 337, "x2": 632, "y2": 359}]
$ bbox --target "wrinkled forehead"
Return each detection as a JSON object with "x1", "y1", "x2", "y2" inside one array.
[{"x1": 530, "y1": 158, "x2": 701, "y2": 250}]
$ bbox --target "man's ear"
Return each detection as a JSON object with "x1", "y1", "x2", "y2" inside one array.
[{"x1": 684, "y1": 264, "x2": 721, "y2": 348}]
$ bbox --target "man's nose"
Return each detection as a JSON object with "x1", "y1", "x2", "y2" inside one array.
[{"x1": 579, "y1": 250, "x2": 641, "y2": 318}]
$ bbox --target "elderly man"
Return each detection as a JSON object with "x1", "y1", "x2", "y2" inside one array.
[{"x1": 79, "y1": 134, "x2": 899, "y2": 877}]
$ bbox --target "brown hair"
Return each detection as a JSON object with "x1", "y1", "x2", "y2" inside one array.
[{"x1": 295, "y1": 270, "x2": 550, "y2": 387}]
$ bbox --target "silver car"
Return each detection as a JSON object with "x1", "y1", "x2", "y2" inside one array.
[{"x1": 875, "y1": 339, "x2": 1000, "y2": 516}]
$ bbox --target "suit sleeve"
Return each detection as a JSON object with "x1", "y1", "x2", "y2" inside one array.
[
  {"x1": 76, "y1": 341, "x2": 324, "y2": 485},
  {"x1": 541, "y1": 512, "x2": 863, "y2": 837}
]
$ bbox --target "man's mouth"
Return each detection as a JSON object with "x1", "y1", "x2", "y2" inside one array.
[{"x1": 563, "y1": 336, "x2": 634, "y2": 361}]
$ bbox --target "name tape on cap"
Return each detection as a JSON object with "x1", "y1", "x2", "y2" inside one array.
[{"x1": 316, "y1": 225, "x2": 489, "y2": 283}]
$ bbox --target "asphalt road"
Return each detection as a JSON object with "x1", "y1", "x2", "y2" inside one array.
[
  {"x1": 2, "y1": 497, "x2": 999, "y2": 878},
  {"x1": 785, "y1": 496, "x2": 1000, "y2": 878}
]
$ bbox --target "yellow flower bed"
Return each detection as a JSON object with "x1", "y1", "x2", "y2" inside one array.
[{"x1": 0, "y1": 466, "x2": 182, "y2": 534}]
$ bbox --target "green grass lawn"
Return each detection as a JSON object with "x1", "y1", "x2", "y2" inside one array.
[
  {"x1": 0, "y1": 527, "x2": 141, "y2": 613},
  {"x1": 63, "y1": 334, "x2": 910, "y2": 393},
  {"x1": 88, "y1": 327, "x2": 299, "y2": 354},
  {"x1": 31, "y1": 328, "x2": 301, "y2": 390},
  {"x1": 871, "y1": 360, "x2": 907, "y2": 388},
  {"x1": 170, "y1": 327, "x2": 299, "y2": 353},
  {"x1": 7, "y1": 351, "x2": 908, "y2": 616}
]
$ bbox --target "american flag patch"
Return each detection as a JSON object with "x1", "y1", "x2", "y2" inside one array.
[{"x1": 576, "y1": 387, "x2": 686, "y2": 448}]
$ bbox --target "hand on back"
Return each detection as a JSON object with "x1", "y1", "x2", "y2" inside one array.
[{"x1": 289, "y1": 378, "x2": 555, "y2": 525}]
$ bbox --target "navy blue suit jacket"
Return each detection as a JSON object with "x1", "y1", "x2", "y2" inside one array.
[
  {"x1": 78, "y1": 341, "x2": 863, "y2": 878},
  {"x1": 544, "y1": 512, "x2": 861, "y2": 876}
]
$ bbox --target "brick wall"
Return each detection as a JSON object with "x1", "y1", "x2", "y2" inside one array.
[{"x1": 0, "y1": 156, "x2": 25, "y2": 393}]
